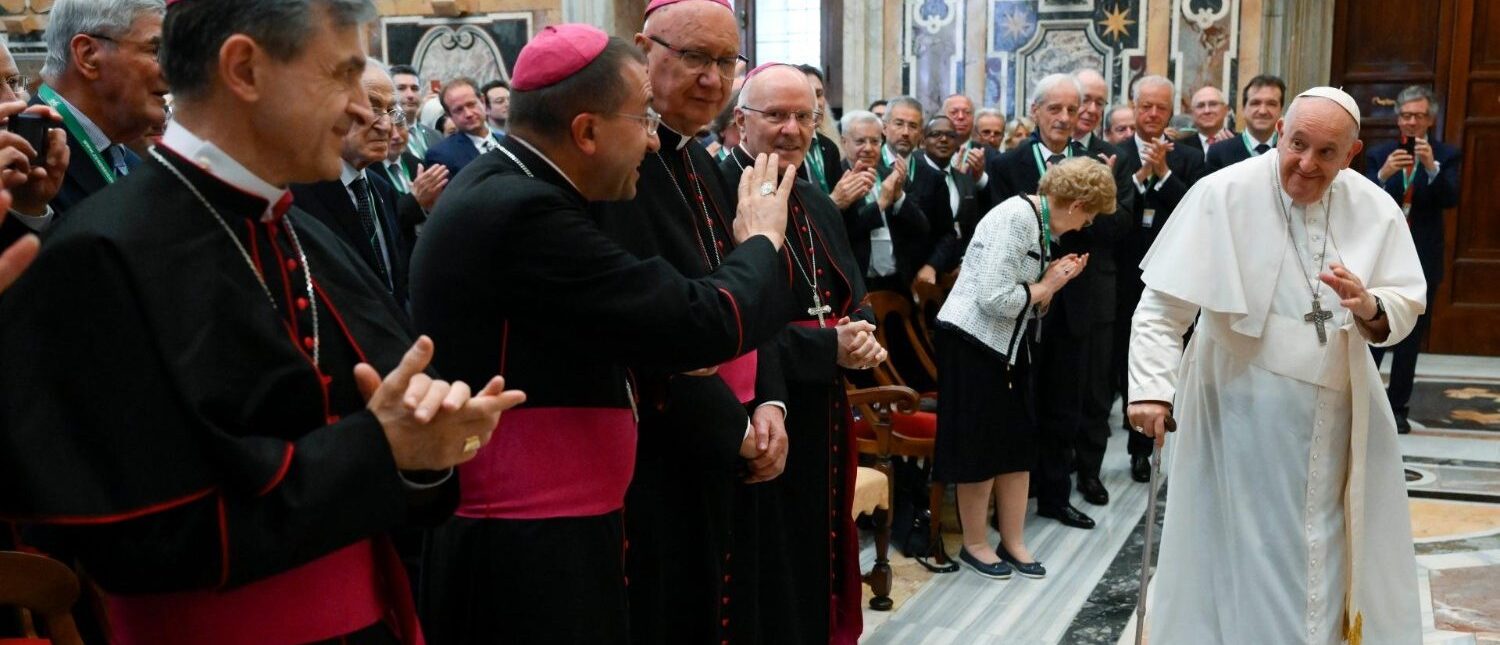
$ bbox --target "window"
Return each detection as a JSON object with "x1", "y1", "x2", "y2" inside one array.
[{"x1": 753, "y1": 0, "x2": 821, "y2": 69}]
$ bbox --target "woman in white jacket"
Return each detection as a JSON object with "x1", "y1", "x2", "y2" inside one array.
[{"x1": 933, "y1": 157, "x2": 1116, "y2": 580}]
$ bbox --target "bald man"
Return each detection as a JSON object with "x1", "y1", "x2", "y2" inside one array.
[{"x1": 1178, "y1": 85, "x2": 1233, "y2": 158}]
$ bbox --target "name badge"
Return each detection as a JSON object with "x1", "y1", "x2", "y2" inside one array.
[{"x1": 1142, "y1": 208, "x2": 1156, "y2": 228}]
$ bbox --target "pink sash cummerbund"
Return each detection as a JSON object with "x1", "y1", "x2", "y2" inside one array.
[
  {"x1": 718, "y1": 349, "x2": 758, "y2": 404},
  {"x1": 457, "y1": 406, "x2": 637, "y2": 519},
  {"x1": 104, "y1": 539, "x2": 400, "y2": 645}
]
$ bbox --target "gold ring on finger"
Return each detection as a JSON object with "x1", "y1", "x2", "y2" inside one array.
[{"x1": 462, "y1": 435, "x2": 482, "y2": 454}]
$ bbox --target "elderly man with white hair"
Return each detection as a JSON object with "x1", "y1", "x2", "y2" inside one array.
[
  {"x1": 35, "y1": 0, "x2": 168, "y2": 213},
  {"x1": 1178, "y1": 84, "x2": 1233, "y2": 158},
  {"x1": 1128, "y1": 87, "x2": 1425, "y2": 644}
]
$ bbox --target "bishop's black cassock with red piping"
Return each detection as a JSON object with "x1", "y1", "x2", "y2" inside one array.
[
  {"x1": 0, "y1": 145, "x2": 445, "y2": 645},
  {"x1": 721, "y1": 147, "x2": 871, "y2": 645},
  {"x1": 410, "y1": 137, "x2": 791, "y2": 644}
]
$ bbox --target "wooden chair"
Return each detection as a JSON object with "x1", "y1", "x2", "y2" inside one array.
[
  {"x1": 0, "y1": 552, "x2": 83, "y2": 645},
  {"x1": 910, "y1": 279, "x2": 948, "y2": 356},
  {"x1": 851, "y1": 466, "x2": 893, "y2": 610},
  {"x1": 861, "y1": 291, "x2": 939, "y2": 393},
  {"x1": 847, "y1": 385, "x2": 957, "y2": 574}
]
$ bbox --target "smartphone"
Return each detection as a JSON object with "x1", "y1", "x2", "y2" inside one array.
[
  {"x1": 7, "y1": 113, "x2": 54, "y2": 163},
  {"x1": 1399, "y1": 135, "x2": 1417, "y2": 157}
]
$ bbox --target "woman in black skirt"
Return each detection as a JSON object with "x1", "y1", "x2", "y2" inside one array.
[{"x1": 933, "y1": 158, "x2": 1116, "y2": 580}]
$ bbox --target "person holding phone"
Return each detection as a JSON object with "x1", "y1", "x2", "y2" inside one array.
[
  {"x1": 0, "y1": 38, "x2": 70, "y2": 268},
  {"x1": 1365, "y1": 85, "x2": 1462, "y2": 433}
]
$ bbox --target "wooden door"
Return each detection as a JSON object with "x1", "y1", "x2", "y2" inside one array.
[{"x1": 1334, "y1": 0, "x2": 1500, "y2": 356}]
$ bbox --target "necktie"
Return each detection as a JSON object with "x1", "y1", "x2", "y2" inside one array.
[
  {"x1": 388, "y1": 163, "x2": 411, "y2": 193},
  {"x1": 1254, "y1": 143, "x2": 1270, "y2": 155},
  {"x1": 349, "y1": 176, "x2": 391, "y2": 289},
  {"x1": 1046, "y1": 153, "x2": 1065, "y2": 167},
  {"x1": 109, "y1": 145, "x2": 130, "y2": 178}
]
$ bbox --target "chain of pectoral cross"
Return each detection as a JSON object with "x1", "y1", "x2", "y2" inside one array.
[
  {"x1": 786, "y1": 197, "x2": 832, "y2": 327},
  {"x1": 1272, "y1": 170, "x2": 1336, "y2": 345},
  {"x1": 656, "y1": 150, "x2": 721, "y2": 270}
]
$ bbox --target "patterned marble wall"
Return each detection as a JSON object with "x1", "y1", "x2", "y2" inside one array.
[{"x1": 900, "y1": 0, "x2": 1252, "y2": 121}]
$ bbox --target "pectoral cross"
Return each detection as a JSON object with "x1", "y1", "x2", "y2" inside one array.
[
  {"x1": 808, "y1": 294, "x2": 832, "y2": 328},
  {"x1": 1304, "y1": 296, "x2": 1333, "y2": 345}
]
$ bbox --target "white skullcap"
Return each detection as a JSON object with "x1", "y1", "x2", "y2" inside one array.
[{"x1": 1295, "y1": 86, "x2": 1361, "y2": 127}]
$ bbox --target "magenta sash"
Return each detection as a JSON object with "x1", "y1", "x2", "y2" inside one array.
[
  {"x1": 104, "y1": 538, "x2": 421, "y2": 645},
  {"x1": 457, "y1": 407, "x2": 637, "y2": 519},
  {"x1": 718, "y1": 349, "x2": 758, "y2": 403}
]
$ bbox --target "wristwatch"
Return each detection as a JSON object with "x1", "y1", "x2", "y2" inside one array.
[{"x1": 1367, "y1": 295, "x2": 1386, "y2": 322}]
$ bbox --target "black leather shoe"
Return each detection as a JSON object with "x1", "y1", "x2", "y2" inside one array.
[
  {"x1": 958, "y1": 546, "x2": 1012, "y2": 580},
  {"x1": 998, "y1": 544, "x2": 1046, "y2": 579},
  {"x1": 1077, "y1": 477, "x2": 1109, "y2": 505},
  {"x1": 1395, "y1": 410, "x2": 1412, "y2": 434},
  {"x1": 1037, "y1": 504, "x2": 1095, "y2": 529},
  {"x1": 1131, "y1": 456, "x2": 1151, "y2": 483}
]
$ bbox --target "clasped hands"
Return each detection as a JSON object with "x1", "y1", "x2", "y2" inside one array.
[{"x1": 355, "y1": 336, "x2": 527, "y2": 472}]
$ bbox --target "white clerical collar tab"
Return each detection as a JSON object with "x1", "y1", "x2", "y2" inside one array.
[{"x1": 159, "y1": 123, "x2": 290, "y2": 222}]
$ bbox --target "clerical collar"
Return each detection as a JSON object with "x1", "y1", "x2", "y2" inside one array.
[
  {"x1": 504, "y1": 133, "x2": 583, "y2": 195},
  {"x1": 659, "y1": 124, "x2": 692, "y2": 151},
  {"x1": 339, "y1": 160, "x2": 368, "y2": 187},
  {"x1": 52, "y1": 90, "x2": 113, "y2": 151},
  {"x1": 159, "y1": 123, "x2": 291, "y2": 222}
]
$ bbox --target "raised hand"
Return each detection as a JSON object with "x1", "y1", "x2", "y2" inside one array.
[
  {"x1": 962, "y1": 147, "x2": 985, "y2": 180},
  {"x1": 0, "y1": 194, "x2": 38, "y2": 294},
  {"x1": 354, "y1": 335, "x2": 527, "y2": 471},
  {"x1": 835, "y1": 317, "x2": 887, "y2": 369},
  {"x1": 878, "y1": 157, "x2": 907, "y2": 211},
  {"x1": 734, "y1": 152, "x2": 796, "y2": 249},
  {"x1": 1319, "y1": 262, "x2": 1378, "y2": 320},
  {"x1": 830, "y1": 165, "x2": 875, "y2": 210},
  {"x1": 411, "y1": 163, "x2": 449, "y2": 212}
]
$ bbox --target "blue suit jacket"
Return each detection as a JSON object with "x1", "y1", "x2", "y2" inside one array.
[
  {"x1": 423, "y1": 131, "x2": 502, "y2": 177},
  {"x1": 1364, "y1": 139, "x2": 1461, "y2": 284}
]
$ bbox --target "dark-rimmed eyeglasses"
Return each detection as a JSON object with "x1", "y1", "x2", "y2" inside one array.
[
  {"x1": 84, "y1": 33, "x2": 161, "y2": 61},
  {"x1": 647, "y1": 35, "x2": 747, "y2": 80},
  {"x1": 3, "y1": 75, "x2": 29, "y2": 96},
  {"x1": 741, "y1": 106, "x2": 819, "y2": 128}
]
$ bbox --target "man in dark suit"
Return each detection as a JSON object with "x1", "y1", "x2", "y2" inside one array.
[
  {"x1": 1114, "y1": 75, "x2": 1205, "y2": 480},
  {"x1": 1205, "y1": 75, "x2": 1285, "y2": 173},
  {"x1": 423, "y1": 77, "x2": 502, "y2": 176},
  {"x1": 909, "y1": 115, "x2": 986, "y2": 281},
  {"x1": 1175, "y1": 85, "x2": 1233, "y2": 160},
  {"x1": 797, "y1": 65, "x2": 845, "y2": 195},
  {"x1": 845, "y1": 97, "x2": 931, "y2": 294},
  {"x1": 33, "y1": 0, "x2": 167, "y2": 214},
  {"x1": 1064, "y1": 68, "x2": 1136, "y2": 507},
  {"x1": 370, "y1": 110, "x2": 447, "y2": 253},
  {"x1": 390, "y1": 64, "x2": 443, "y2": 160},
  {"x1": 292, "y1": 62, "x2": 408, "y2": 309},
  {"x1": 1365, "y1": 85, "x2": 1462, "y2": 433}
]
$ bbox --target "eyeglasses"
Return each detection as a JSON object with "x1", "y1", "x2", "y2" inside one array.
[
  {"x1": 741, "y1": 106, "x2": 819, "y2": 128},
  {"x1": 1397, "y1": 111, "x2": 1430, "y2": 121},
  {"x1": 2, "y1": 75, "x2": 29, "y2": 96},
  {"x1": 85, "y1": 33, "x2": 161, "y2": 61},
  {"x1": 926, "y1": 131, "x2": 957, "y2": 140},
  {"x1": 647, "y1": 35, "x2": 748, "y2": 80},
  {"x1": 373, "y1": 106, "x2": 406, "y2": 127},
  {"x1": 613, "y1": 107, "x2": 662, "y2": 135},
  {"x1": 1192, "y1": 100, "x2": 1225, "y2": 109}
]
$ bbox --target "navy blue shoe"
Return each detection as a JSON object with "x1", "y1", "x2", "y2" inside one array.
[
  {"x1": 959, "y1": 546, "x2": 1013, "y2": 580},
  {"x1": 998, "y1": 545, "x2": 1046, "y2": 579}
]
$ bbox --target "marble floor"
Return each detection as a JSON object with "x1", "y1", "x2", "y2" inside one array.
[{"x1": 857, "y1": 353, "x2": 1500, "y2": 644}]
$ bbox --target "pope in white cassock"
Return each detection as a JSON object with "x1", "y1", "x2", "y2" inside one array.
[{"x1": 1127, "y1": 87, "x2": 1426, "y2": 644}]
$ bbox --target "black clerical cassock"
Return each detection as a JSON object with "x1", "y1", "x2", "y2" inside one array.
[
  {"x1": 721, "y1": 146, "x2": 870, "y2": 644},
  {"x1": 411, "y1": 136, "x2": 791, "y2": 644},
  {"x1": 0, "y1": 130, "x2": 445, "y2": 644},
  {"x1": 593, "y1": 127, "x2": 785, "y2": 644}
]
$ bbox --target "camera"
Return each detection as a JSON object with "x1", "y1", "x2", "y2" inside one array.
[{"x1": 7, "y1": 113, "x2": 55, "y2": 163}]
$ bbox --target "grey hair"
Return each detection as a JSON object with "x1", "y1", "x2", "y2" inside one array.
[
  {"x1": 1103, "y1": 103, "x2": 1132, "y2": 130},
  {"x1": 42, "y1": 0, "x2": 166, "y2": 81},
  {"x1": 364, "y1": 57, "x2": 390, "y2": 78},
  {"x1": 840, "y1": 109, "x2": 881, "y2": 134},
  {"x1": 1031, "y1": 73, "x2": 1083, "y2": 110},
  {"x1": 1396, "y1": 85, "x2": 1440, "y2": 116},
  {"x1": 1131, "y1": 74, "x2": 1174, "y2": 101},
  {"x1": 975, "y1": 107, "x2": 1006, "y2": 122},
  {"x1": 1192, "y1": 84, "x2": 1226, "y2": 103},
  {"x1": 883, "y1": 95, "x2": 923, "y2": 123}
]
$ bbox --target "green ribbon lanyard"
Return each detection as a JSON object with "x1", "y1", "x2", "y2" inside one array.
[
  {"x1": 391, "y1": 159, "x2": 412, "y2": 194},
  {"x1": 1402, "y1": 166, "x2": 1416, "y2": 193},
  {"x1": 1039, "y1": 195, "x2": 1054, "y2": 268},
  {"x1": 38, "y1": 84, "x2": 116, "y2": 184},
  {"x1": 881, "y1": 145, "x2": 916, "y2": 180},
  {"x1": 804, "y1": 141, "x2": 828, "y2": 192},
  {"x1": 1242, "y1": 130, "x2": 1276, "y2": 157},
  {"x1": 1031, "y1": 140, "x2": 1071, "y2": 177},
  {"x1": 409, "y1": 127, "x2": 429, "y2": 158}
]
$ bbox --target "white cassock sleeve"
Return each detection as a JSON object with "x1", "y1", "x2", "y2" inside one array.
[{"x1": 1127, "y1": 287, "x2": 1200, "y2": 405}]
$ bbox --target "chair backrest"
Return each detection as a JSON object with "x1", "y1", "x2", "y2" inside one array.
[
  {"x1": 0, "y1": 552, "x2": 83, "y2": 645},
  {"x1": 862, "y1": 290, "x2": 939, "y2": 387},
  {"x1": 909, "y1": 280, "x2": 947, "y2": 353},
  {"x1": 847, "y1": 383, "x2": 921, "y2": 460}
]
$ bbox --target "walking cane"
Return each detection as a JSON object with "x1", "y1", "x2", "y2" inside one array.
[{"x1": 1134, "y1": 415, "x2": 1175, "y2": 645}]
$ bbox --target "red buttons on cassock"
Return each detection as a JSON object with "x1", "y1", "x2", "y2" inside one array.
[
  {"x1": 286, "y1": 259, "x2": 298, "y2": 271},
  {"x1": 816, "y1": 269, "x2": 824, "y2": 276},
  {"x1": 296, "y1": 297, "x2": 309, "y2": 311},
  {"x1": 302, "y1": 337, "x2": 315, "y2": 350},
  {"x1": 326, "y1": 415, "x2": 340, "y2": 424}
]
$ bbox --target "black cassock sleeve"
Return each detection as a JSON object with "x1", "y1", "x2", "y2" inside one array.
[{"x1": 0, "y1": 234, "x2": 447, "y2": 593}]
